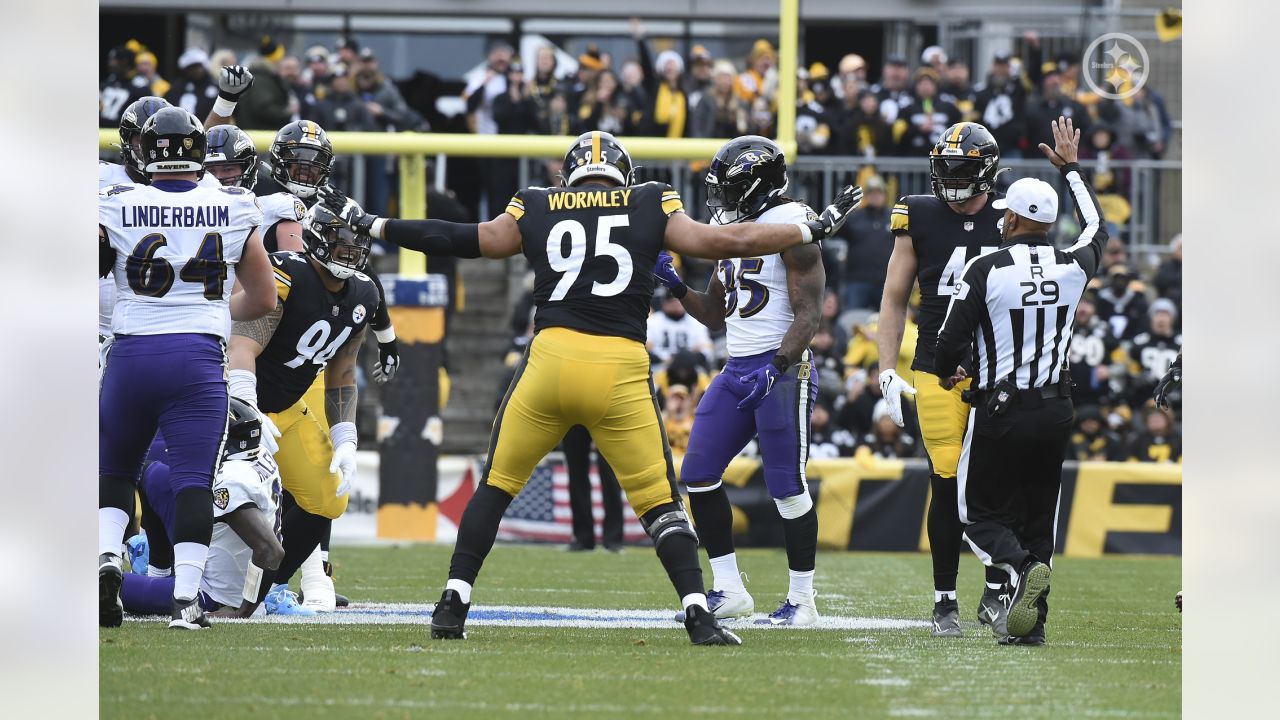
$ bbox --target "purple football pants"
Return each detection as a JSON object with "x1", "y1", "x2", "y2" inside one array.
[
  {"x1": 99, "y1": 333, "x2": 228, "y2": 494},
  {"x1": 680, "y1": 348, "x2": 818, "y2": 499}
]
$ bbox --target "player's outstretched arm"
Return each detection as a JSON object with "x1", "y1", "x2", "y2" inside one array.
[
  {"x1": 231, "y1": 230, "x2": 277, "y2": 321},
  {"x1": 664, "y1": 185, "x2": 862, "y2": 260},
  {"x1": 652, "y1": 251, "x2": 726, "y2": 330},
  {"x1": 214, "y1": 505, "x2": 284, "y2": 618},
  {"x1": 875, "y1": 236, "x2": 919, "y2": 427},
  {"x1": 204, "y1": 65, "x2": 254, "y2": 129}
]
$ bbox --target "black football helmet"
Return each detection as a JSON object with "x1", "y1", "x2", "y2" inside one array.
[
  {"x1": 302, "y1": 203, "x2": 371, "y2": 280},
  {"x1": 560, "y1": 130, "x2": 635, "y2": 187},
  {"x1": 119, "y1": 96, "x2": 172, "y2": 176},
  {"x1": 929, "y1": 122, "x2": 1001, "y2": 203},
  {"x1": 224, "y1": 396, "x2": 264, "y2": 462},
  {"x1": 205, "y1": 126, "x2": 259, "y2": 190},
  {"x1": 705, "y1": 135, "x2": 789, "y2": 224},
  {"x1": 270, "y1": 120, "x2": 334, "y2": 198},
  {"x1": 140, "y1": 107, "x2": 207, "y2": 178}
]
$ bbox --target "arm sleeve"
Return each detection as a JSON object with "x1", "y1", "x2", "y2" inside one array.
[
  {"x1": 381, "y1": 218, "x2": 482, "y2": 258},
  {"x1": 1060, "y1": 162, "x2": 1109, "y2": 280},
  {"x1": 934, "y1": 260, "x2": 989, "y2": 374},
  {"x1": 366, "y1": 267, "x2": 392, "y2": 332}
]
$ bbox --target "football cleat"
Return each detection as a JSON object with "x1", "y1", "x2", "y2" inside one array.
[
  {"x1": 709, "y1": 587, "x2": 756, "y2": 619},
  {"x1": 931, "y1": 598, "x2": 962, "y2": 637},
  {"x1": 999, "y1": 622, "x2": 1046, "y2": 646},
  {"x1": 168, "y1": 595, "x2": 211, "y2": 630},
  {"x1": 430, "y1": 589, "x2": 471, "y2": 639},
  {"x1": 684, "y1": 604, "x2": 743, "y2": 646},
  {"x1": 758, "y1": 592, "x2": 819, "y2": 627},
  {"x1": 1007, "y1": 561, "x2": 1052, "y2": 637},
  {"x1": 978, "y1": 586, "x2": 1010, "y2": 636},
  {"x1": 125, "y1": 534, "x2": 150, "y2": 576},
  {"x1": 335, "y1": 593, "x2": 350, "y2": 608},
  {"x1": 99, "y1": 553, "x2": 124, "y2": 628},
  {"x1": 264, "y1": 583, "x2": 317, "y2": 617},
  {"x1": 300, "y1": 550, "x2": 337, "y2": 613}
]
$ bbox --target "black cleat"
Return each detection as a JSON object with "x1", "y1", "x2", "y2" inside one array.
[
  {"x1": 335, "y1": 593, "x2": 350, "y2": 607},
  {"x1": 684, "y1": 604, "x2": 743, "y2": 646},
  {"x1": 931, "y1": 598, "x2": 962, "y2": 637},
  {"x1": 169, "y1": 596, "x2": 210, "y2": 630},
  {"x1": 565, "y1": 540, "x2": 594, "y2": 552},
  {"x1": 99, "y1": 553, "x2": 124, "y2": 628},
  {"x1": 430, "y1": 589, "x2": 471, "y2": 639},
  {"x1": 1007, "y1": 561, "x2": 1051, "y2": 637},
  {"x1": 999, "y1": 622, "x2": 1046, "y2": 646},
  {"x1": 978, "y1": 586, "x2": 1010, "y2": 636}
]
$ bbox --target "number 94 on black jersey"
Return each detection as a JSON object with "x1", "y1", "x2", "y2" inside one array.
[{"x1": 506, "y1": 182, "x2": 684, "y2": 344}]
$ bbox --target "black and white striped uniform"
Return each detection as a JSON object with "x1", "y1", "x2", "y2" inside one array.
[{"x1": 931, "y1": 161, "x2": 1106, "y2": 608}]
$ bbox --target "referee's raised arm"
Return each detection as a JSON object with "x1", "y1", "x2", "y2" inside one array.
[{"x1": 1038, "y1": 118, "x2": 1109, "y2": 279}]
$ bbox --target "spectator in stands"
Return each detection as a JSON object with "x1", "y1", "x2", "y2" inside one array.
[
  {"x1": 1129, "y1": 85, "x2": 1173, "y2": 159},
  {"x1": 100, "y1": 44, "x2": 149, "y2": 127},
  {"x1": 304, "y1": 46, "x2": 332, "y2": 90},
  {"x1": 562, "y1": 44, "x2": 605, "y2": 115},
  {"x1": 839, "y1": 174, "x2": 892, "y2": 309},
  {"x1": 494, "y1": 60, "x2": 540, "y2": 134},
  {"x1": 809, "y1": 322, "x2": 845, "y2": 377},
  {"x1": 685, "y1": 44, "x2": 714, "y2": 96},
  {"x1": 855, "y1": 399, "x2": 919, "y2": 460},
  {"x1": 973, "y1": 51, "x2": 1029, "y2": 158},
  {"x1": 653, "y1": 350, "x2": 711, "y2": 406},
  {"x1": 530, "y1": 45, "x2": 562, "y2": 131},
  {"x1": 1126, "y1": 407, "x2": 1182, "y2": 463},
  {"x1": 1068, "y1": 292, "x2": 1121, "y2": 409},
  {"x1": 894, "y1": 68, "x2": 960, "y2": 153},
  {"x1": 647, "y1": 289, "x2": 713, "y2": 367},
  {"x1": 1125, "y1": 299, "x2": 1182, "y2": 407},
  {"x1": 833, "y1": 87, "x2": 893, "y2": 157},
  {"x1": 735, "y1": 39, "x2": 778, "y2": 107},
  {"x1": 134, "y1": 50, "x2": 170, "y2": 97},
  {"x1": 921, "y1": 46, "x2": 948, "y2": 81},
  {"x1": 1080, "y1": 123, "x2": 1133, "y2": 197},
  {"x1": 1095, "y1": 263, "x2": 1150, "y2": 340},
  {"x1": 465, "y1": 41, "x2": 513, "y2": 216},
  {"x1": 941, "y1": 58, "x2": 975, "y2": 120},
  {"x1": 166, "y1": 48, "x2": 218, "y2": 120},
  {"x1": 1100, "y1": 236, "x2": 1129, "y2": 275},
  {"x1": 1070, "y1": 406, "x2": 1125, "y2": 461},
  {"x1": 309, "y1": 64, "x2": 378, "y2": 132},
  {"x1": 278, "y1": 56, "x2": 307, "y2": 121},
  {"x1": 809, "y1": 393, "x2": 858, "y2": 459},
  {"x1": 357, "y1": 50, "x2": 416, "y2": 129},
  {"x1": 662, "y1": 385, "x2": 696, "y2": 454},
  {"x1": 237, "y1": 37, "x2": 296, "y2": 130},
  {"x1": 1154, "y1": 234, "x2": 1182, "y2": 310},
  {"x1": 543, "y1": 91, "x2": 573, "y2": 137},
  {"x1": 796, "y1": 63, "x2": 835, "y2": 154},
  {"x1": 820, "y1": 289, "x2": 850, "y2": 352},
  {"x1": 837, "y1": 53, "x2": 868, "y2": 95},
  {"x1": 689, "y1": 60, "x2": 745, "y2": 139},
  {"x1": 1026, "y1": 67, "x2": 1089, "y2": 153},
  {"x1": 575, "y1": 70, "x2": 630, "y2": 135},
  {"x1": 632, "y1": 23, "x2": 689, "y2": 139},
  {"x1": 336, "y1": 37, "x2": 360, "y2": 68},
  {"x1": 871, "y1": 55, "x2": 912, "y2": 123}
]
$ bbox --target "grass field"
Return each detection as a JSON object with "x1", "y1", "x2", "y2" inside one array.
[{"x1": 100, "y1": 544, "x2": 1180, "y2": 718}]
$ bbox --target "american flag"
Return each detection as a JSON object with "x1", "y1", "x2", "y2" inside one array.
[{"x1": 497, "y1": 458, "x2": 647, "y2": 544}]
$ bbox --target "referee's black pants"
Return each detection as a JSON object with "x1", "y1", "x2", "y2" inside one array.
[
  {"x1": 563, "y1": 425, "x2": 624, "y2": 549},
  {"x1": 958, "y1": 395, "x2": 1073, "y2": 589}
]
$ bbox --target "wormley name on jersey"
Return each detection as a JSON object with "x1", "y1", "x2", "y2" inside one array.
[{"x1": 547, "y1": 188, "x2": 633, "y2": 212}]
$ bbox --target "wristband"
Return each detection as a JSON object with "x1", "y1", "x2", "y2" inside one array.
[
  {"x1": 796, "y1": 222, "x2": 814, "y2": 243},
  {"x1": 330, "y1": 421, "x2": 357, "y2": 449},
  {"x1": 242, "y1": 561, "x2": 265, "y2": 604},
  {"x1": 370, "y1": 217, "x2": 387, "y2": 240},
  {"x1": 211, "y1": 96, "x2": 238, "y2": 118},
  {"x1": 228, "y1": 369, "x2": 258, "y2": 406},
  {"x1": 374, "y1": 327, "x2": 397, "y2": 344}
]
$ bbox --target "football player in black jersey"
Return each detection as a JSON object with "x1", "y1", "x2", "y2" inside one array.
[
  {"x1": 875, "y1": 121, "x2": 1011, "y2": 636},
  {"x1": 226, "y1": 204, "x2": 380, "y2": 614},
  {"x1": 320, "y1": 130, "x2": 861, "y2": 645}
]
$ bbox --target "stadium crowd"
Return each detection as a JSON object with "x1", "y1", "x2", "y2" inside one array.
[{"x1": 102, "y1": 25, "x2": 1180, "y2": 466}]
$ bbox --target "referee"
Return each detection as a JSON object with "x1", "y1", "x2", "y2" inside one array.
[{"x1": 933, "y1": 117, "x2": 1107, "y2": 646}]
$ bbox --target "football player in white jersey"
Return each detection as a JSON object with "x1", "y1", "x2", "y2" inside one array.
[
  {"x1": 121, "y1": 398, "x2": 291, "y2": 618},
  {"x1": 98, "y1": 107, "x2": 277, "y2": 630},
  {"x1": 655, "y1": 136, "x2": 857, "y2": 626}
]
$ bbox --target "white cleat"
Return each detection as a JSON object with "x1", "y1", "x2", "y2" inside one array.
[
  {"x1": 708, "y1": 587, "x2": 755, "y2": 619},
  {"x1": 759, "y1": 590, "x2": 819, "y2": 626},
  {"x1": 299, "y1": 547, "x2": 337, "y2": 613}
]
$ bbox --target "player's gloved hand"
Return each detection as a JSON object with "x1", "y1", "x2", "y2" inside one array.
[
  {"x1": 737, "y1": 357, "x2": 786, "y2": 412},
  {"x1": 878, "y1": 369, "x2": 916, "y2": 428},
  {"x1": 255, "y1": 410, "x2": 282, "y2": 456},
  {"x1": 801, "y1": 185, "x2": 863, "y2": 243},
  {"x1": 1153, "y1": 353, "x2": 1181, "y2": 410},
  {"x1": 317, "y1": 185, "x2": 379, "y2": 235},
  {"x1": 330, "y1": 442, "x2": 357, "y2": 497},
  {"x1": 217, "y1": 65, "x2": 254, "y2": 101},
  {"x1": 372, "y1": 339, "x2": 399, "y2": 384},
  {"x1": 653, "y1": 252, "x2": 687, "y2": 298}
]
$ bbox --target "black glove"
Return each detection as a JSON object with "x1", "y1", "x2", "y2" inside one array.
[
  {"x1": 372, "y1": 339, "x2": 399, "y2": 385},
  {"x1": 1153, "y1": 353, "x2": 1181, "y2": 410},
  {"x1": 317, "y1": 185, "x2": 378, "y2": 236},
  {"x1": 217, "y1": 65, "x2": 254, "y2": 101},
  {"x1": 801, "y1": 185, "x2": 863, "y2": 242}
]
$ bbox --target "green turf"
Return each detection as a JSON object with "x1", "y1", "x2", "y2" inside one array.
[{"x1": 100, "y1": 545, "x2": 1180, "y2": 719}]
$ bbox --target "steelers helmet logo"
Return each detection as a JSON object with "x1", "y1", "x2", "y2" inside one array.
[{"x1": 353, "y1": 304, "x2": 367, "y2": 323}]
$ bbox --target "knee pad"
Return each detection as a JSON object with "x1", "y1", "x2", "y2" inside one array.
[
  {"x1": 773, "y1": 492, "x2": 813, "y2": 520},
  {"x1": 640, "y1": 503, "x2": 698, "y2": 550}
]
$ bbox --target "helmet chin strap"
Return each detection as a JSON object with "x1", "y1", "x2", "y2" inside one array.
[{"x1": 288, "y1": 181, "x2": 319, "y2": 198}]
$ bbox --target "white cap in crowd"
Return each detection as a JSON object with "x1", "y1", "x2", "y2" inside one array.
[
  {"x1": 993, "y1": 177, "x2": 1059, "y2": 223},
  {"x1": 178, "y1": 47, "x2": 210, "y2": 69}
]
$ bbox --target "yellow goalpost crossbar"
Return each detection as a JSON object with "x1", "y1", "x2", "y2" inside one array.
[{"x1": 97, "y1": 0, "x2": 800, "y2": 275}]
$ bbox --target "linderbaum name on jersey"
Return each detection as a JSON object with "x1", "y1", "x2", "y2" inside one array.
[
  {"x1": 505, "y1": 182, "x2": 685, "y2": 344},
  {"x1": 255, "y1": 251, "x2": 380, "y2": 413},
  {"x1": 891, "y1": 192, "x2": 1004, "y2": 373}
]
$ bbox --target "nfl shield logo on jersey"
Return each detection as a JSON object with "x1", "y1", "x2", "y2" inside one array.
[{"x1": 963, "y1": 221, "x2": 974, "y2": 231}]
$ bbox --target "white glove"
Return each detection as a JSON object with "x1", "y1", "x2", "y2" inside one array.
[
  {"x1": 217, "y1": 65, "x2": 254, "y2": 99},
  {"x1": 227, "y1": 368, "x2": 280, "y2": 455},
  {"x1": 258, "y1": 412, "x2": 282, "y2": 456},
  {"x1": 329, "y1": 442, "x2": 357, "y2": 497},
  {"x1": 878, "y1": 369, "x2": 917, "y2": 428}
]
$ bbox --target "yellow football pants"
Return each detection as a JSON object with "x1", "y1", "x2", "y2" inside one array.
[
  {"x1": 268, "y1": 377, "x2": 348, "y2": 520},
  {"x1": 912, "y1": 370, "x2": 972, "y2": 479},
  {"x1": 485, "y1": 327, "x2": 678, "y2": 518}
]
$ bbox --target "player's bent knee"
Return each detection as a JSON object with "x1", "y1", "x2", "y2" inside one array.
[
  {"x1": 640, "y1": 503, "x2": 698, "y2": 550},
  {"x1": 773, "y1": 492, "x2": 813, "y2": 519},
  {"x1": 483, "y1": 472, "x2": 525, "y2": 498}
]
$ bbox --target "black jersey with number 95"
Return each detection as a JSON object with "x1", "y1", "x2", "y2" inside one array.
[
  {"x1": 256, "y1": 252, "x2": 379, "y2": 413},
  {"x1": 504, "y1": 182, "x2": 684, "y2": 343}
]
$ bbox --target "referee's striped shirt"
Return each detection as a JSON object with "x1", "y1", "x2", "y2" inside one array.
[{"x1": 934, "y1": 162, "x2": 1108, "y2": 391}]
